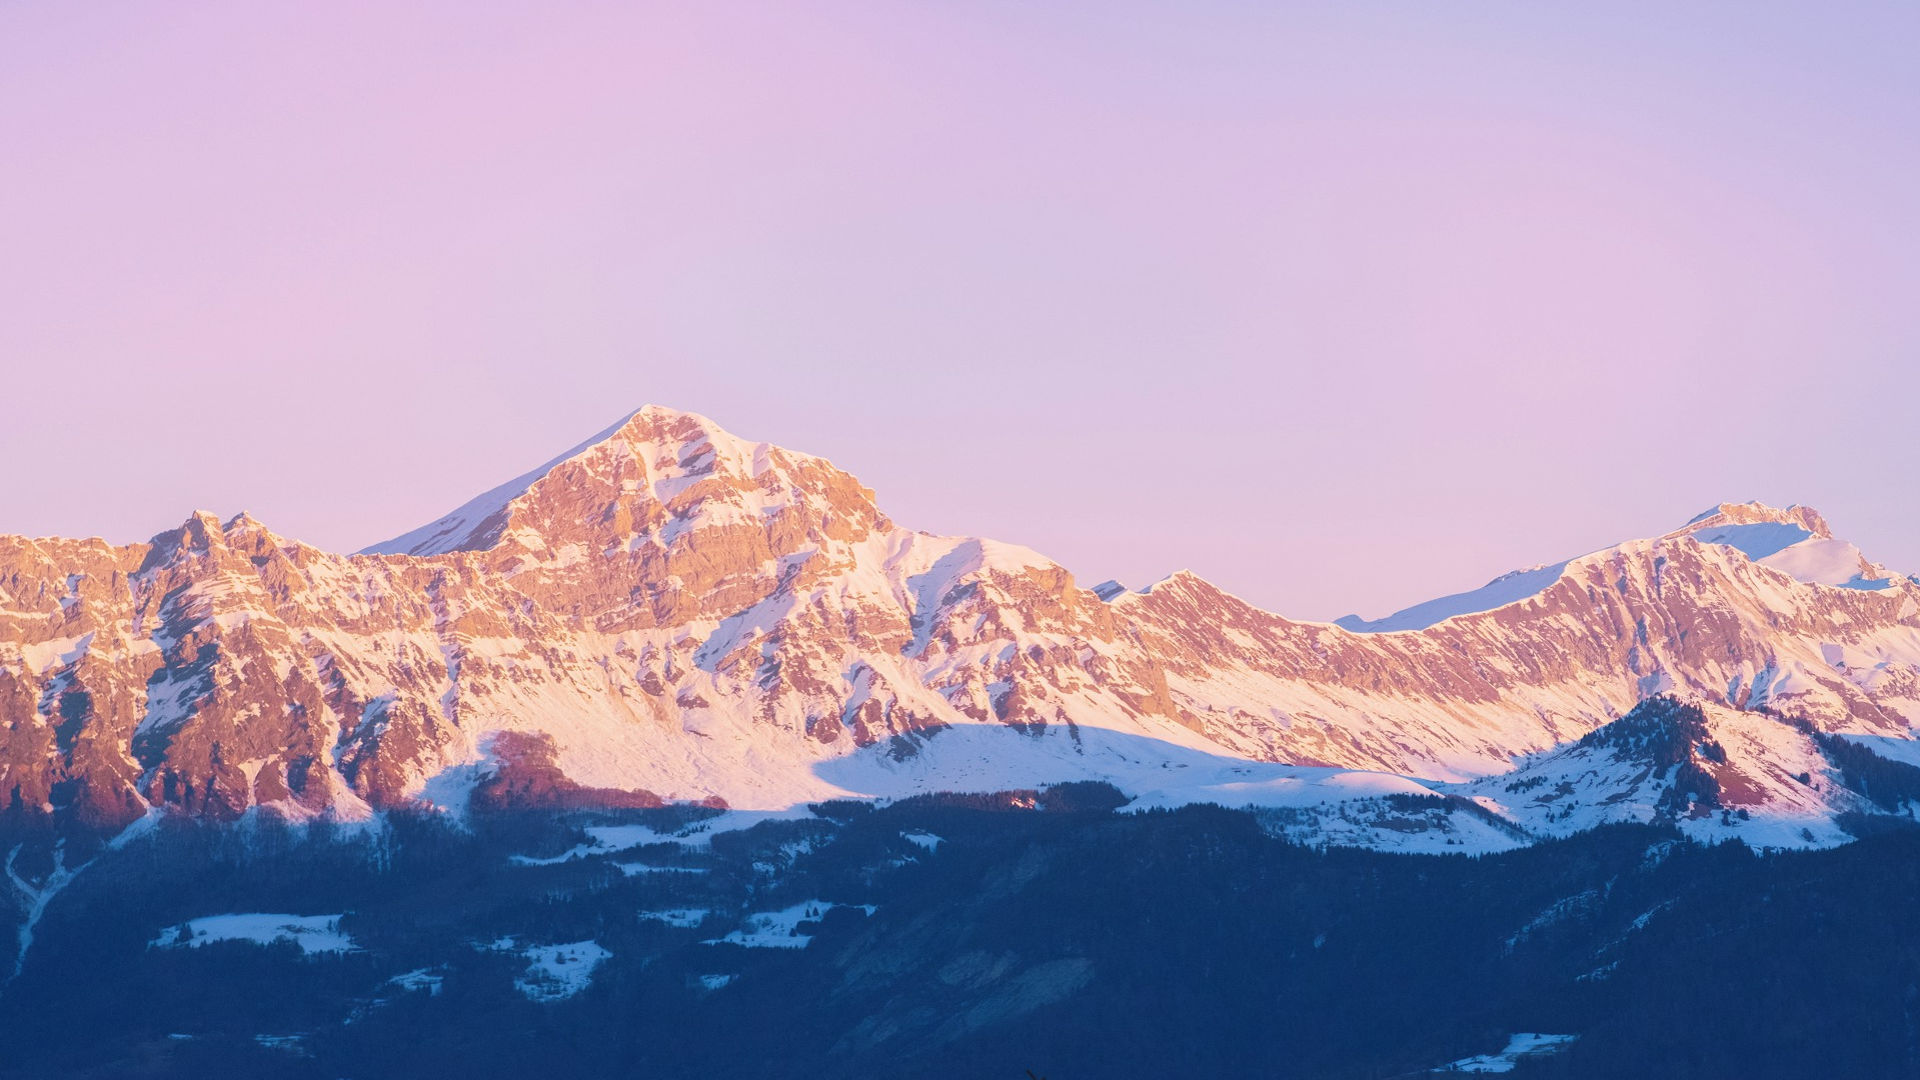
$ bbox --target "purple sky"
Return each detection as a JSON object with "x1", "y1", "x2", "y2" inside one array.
[{"x1": 5, "y1": 3, "x2": 1918, "y2": 622}]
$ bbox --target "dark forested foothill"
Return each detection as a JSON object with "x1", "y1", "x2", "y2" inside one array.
[{"x1": 2, "y1": 794, "x2": 1919, "y2": 1079}]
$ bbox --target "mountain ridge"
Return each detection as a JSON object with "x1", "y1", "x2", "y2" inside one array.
[{"x1": 3, "y1": 406, "x2": 1919, "y2": 853}]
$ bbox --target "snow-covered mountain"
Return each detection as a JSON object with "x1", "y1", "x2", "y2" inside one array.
[
  {"x1": 1455, "y1": 695, "x2": 1909, "y2": 849},
  {"x1": 4, "y1": 406, "x2": 1920, "y2": 848}
]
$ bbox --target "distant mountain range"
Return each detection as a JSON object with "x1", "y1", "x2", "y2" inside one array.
[{"x1": 5, "y1": 405, "x2": 1920, "y2": 850}]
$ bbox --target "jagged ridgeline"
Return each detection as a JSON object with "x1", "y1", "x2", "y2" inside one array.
[{"x1": 2, "y1": 406, "x2": 1919, "y2": 851}]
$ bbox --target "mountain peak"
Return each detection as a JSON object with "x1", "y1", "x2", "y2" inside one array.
[
  {"x1": 1338, "y1": 503, "x2": 1855, "y2": 636},
  {"x1": 1676, "y1": 501, "x2": 1896, "y2": 591},
  {"x1": 1682, "y1": 501, "x2": 1831, "y2": 539},
  {"x1": 360, "y1": 406, "x2": 887, "y2": 558},
  {"x1": 359, "y1": 410, "x2": 643, "y2": 556}
]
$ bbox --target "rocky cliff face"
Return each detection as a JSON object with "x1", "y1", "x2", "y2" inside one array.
[{"x1": 4, "y1": 406, "x2": 1919, "y2": 838}]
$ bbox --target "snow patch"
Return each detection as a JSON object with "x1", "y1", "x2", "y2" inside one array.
[
  {"x1": 388, "y1": 968, "x2": 445, "y2": 995},
  {"x1": 1439, "y1": 1033, "x2": 1579, "y2": 1073},
  {"x1": 511, "y1": 810, "x2": 813, "y2": 866},
  {"x1": 640, "y1": 908, "x2": 709, "y2": 928},
  {"x1": 703, "y1": 901, "x2": 874, "y2": 949},
  {"x1": 152, "y1": 914, "x2": 353, "y2": 955},
  {"x1": 488, "y1": 938, "x2": 613, "y2": 1002},
  {"x1": 617, "y1": 863, "x2": 710, "y2": 876},
  {"x1": 901, "y1": 830, "x2": 943, "y2": 852},
  {"x1": 1335, "y1": 563, "x2": 1570, "y2": 634},
  {"x1": 19, "y1": 633, "x2": 94, "y2": 675}
]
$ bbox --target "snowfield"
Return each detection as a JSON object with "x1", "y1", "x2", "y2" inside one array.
[
  {"x1": 485, "y1": 937, "x2": 613, "y2": 1002},
  {"x1": 151, "y1": 914, "x2": 354, "y2": 955},
  {"x1": 510, "y1": 810, "x2": 819, "y2": 866},
  {"x1": 901, "y1": 830, "x2": 943, "y2": 852},
  {"x1": 703, "y1": 901, "x2": 875, "y2": 949},
  {"x1": 1439, "y1": 1032, "x2": 1579, "y2": 1073},
  {"x1": 640, "y1": 908, "x2": 710, "y2": 928}
]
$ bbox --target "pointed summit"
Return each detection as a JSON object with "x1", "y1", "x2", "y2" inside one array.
[
  {"x1": 359, "y1": 409, "x2": 643, "y2": 556},
  {"x1": 360, "y1": 406, "x2": 888, "y2": 558}
]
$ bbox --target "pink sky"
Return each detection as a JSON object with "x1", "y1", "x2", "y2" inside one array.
[{"x1": 3, "y1": 3, "x2": 1917, "y2": 622}]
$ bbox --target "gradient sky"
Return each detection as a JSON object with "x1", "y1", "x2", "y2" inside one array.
[{"x1": 4, "y1": 2, "x2": 1918, "y2": 622}]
